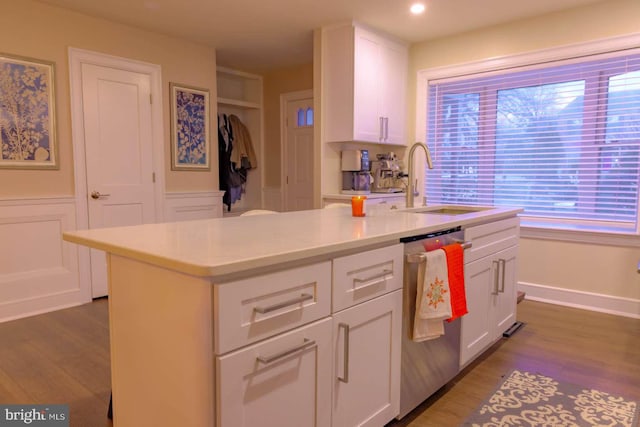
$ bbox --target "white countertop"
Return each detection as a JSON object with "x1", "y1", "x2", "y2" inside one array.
[{"x1": 63, "y1": 205, "x2": 521, "y2": 280}]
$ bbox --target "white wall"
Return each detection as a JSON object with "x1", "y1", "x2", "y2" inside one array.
[
  {"x1": 410, "y1": 0, "x2": 640, "y2": 317},
  {"x1": 0, "y1": 0, "x2": 224, "y2": 321}
]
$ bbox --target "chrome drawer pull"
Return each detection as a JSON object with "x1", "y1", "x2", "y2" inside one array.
[
  {"x1": 353, "y1": 269, "x2": 392, "y2": 287},
  {"x1": 253, "y1": 293, "x2": 314, "y2": 314},
  {"x1": 337, "y1": 323, "x2": 350, "y2": 383},
  {"x1": 256, "y1": 338, "x2": 316, "y2": 364},
  {"x1": 499, "y1": 259, "x2": 506, "y2": 293},
  {"x1": 492, "y1": 260, "x2": 500, "y2": 295}
]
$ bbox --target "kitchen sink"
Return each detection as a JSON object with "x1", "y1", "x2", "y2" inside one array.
[{"x1": 405, "y1": 205, "x2": 493, "y2": 215}]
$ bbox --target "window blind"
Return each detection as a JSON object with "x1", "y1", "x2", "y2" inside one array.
[{"x1": 425, "y1": 52, "x2": 640, "y2": 227}]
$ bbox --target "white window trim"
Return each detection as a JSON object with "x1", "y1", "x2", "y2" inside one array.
[{"x1": 416, "y1": 33, "x2": 640, "y2": 245}]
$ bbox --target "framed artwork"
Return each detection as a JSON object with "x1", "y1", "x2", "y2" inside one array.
[
  {"x1": 0, "y1": 53, "x2": 58, "y2": 169},
  {"x1": 170, "y1": 82, "x2": 210, "y2": 171}
]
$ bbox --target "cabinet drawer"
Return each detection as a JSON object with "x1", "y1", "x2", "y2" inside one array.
[
  {"x1": 332, "y1": 243, "x2": 403, "y2": 312},
  {"x1": 214, "y1": 261, "x2": 331, "y2": 354},
  {"x1": 216, "y1": 318, "x2": 332, "y2": 427},
  {"x1": 463, "y1": 217, "x2": 520, "y2": 264}
]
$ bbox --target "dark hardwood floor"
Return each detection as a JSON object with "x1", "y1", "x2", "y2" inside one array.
[{"x1": 0, "y1": 298, "x2": 638, "y2": 427}]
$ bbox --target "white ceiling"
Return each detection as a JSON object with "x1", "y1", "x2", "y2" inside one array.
[{"x1": 38, "y1": 0, "x2": 605, "y2": 73}]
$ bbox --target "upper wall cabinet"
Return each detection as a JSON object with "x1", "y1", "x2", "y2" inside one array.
[{"x1": 321, "y1": 23, "x2": 408, "y2": 146}]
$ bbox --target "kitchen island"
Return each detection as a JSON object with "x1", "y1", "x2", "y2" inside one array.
[{"x1": 63, "y1": 205, "x2": 521, "y2": 427}]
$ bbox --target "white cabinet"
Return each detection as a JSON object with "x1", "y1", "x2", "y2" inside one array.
[
  {"x1": 217, "y1": 318, "x2": 332, "y2": 427},
  {"x1": 331, "y1": 244, "x2": 403, "y2": 426},
  {"x1": 460, "y1": 218, "x2": 519, "y2": 368},
  {"x1": 214, "y1": 261, "x2": 331, "y2": 354},
  {"x1": 493, "y1": 245, "x2": 518, "y2": 336},
  {"x1": 215, "y1": 243, "x2": 403, "y2": 427},
  {"x1": 321, "y1": 23, "x2": 408, "y2": 145},
  {"x1": 460, "y1": 255, "x2": 493, "y2": 367},
  {"x1": 332, "y1": 243, "x2": 403, "y2": 312},
  {"x1": 332, "y1": 291, "x2": 402, "y2": 427}
]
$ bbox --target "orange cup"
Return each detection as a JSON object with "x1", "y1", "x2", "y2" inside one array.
[{"x1": 351, "y1": 196, "x2": 366, "y2": 217}]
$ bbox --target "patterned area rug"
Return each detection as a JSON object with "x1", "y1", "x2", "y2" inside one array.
[{"x1": 463, "y1": 369, "x2": 639, "y2": 427}]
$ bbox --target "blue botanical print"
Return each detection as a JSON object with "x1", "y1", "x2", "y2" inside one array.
[
  {"x1": 175, "y1": 89, "x2": 207, "y2": 165},
  {"x1": 0, "y1": 61, "x2": 51, "y2": 162}
]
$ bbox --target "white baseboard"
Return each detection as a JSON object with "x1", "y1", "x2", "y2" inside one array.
[
  {"x1": 164, "y1": 191, "x2": 224, "y2": 221},
  {"x1": 0, "y1": 197, "x2": 87, "y2": 322},
  {"x1": 518, "y1": 281, "x2": 640, "y2": 319}
]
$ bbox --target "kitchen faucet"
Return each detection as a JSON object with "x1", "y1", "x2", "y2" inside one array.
[{"x1": 405, "y1": 142, "x2": 434, "y2": 208}]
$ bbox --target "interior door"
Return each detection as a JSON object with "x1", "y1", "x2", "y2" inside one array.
[
  {"x1": 81, "y1": 63, "x2": 157, "y2": 297},
  {"x1": 284, "y1": 95, "x2": 314, "y2": 211}
]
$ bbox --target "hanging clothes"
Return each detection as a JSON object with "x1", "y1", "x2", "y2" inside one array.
[
  {"x1": 228, "y1": 114, "x2": 258, "y2": 170},
  {"x1": 218, "y1": 113, "x2": 257, "y2": 211}
]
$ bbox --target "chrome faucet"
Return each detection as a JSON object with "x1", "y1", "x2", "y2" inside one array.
[{"x1": 405, "y1": 142, "x2": 434, "y2": 208}]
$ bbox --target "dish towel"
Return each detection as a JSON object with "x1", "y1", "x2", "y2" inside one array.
[
  {"x1": 442, "y1": 243, "x2": 468, "y2": 322},
  {"x1": 413, "y1": 249, "x2": 452, "y2": 342}
]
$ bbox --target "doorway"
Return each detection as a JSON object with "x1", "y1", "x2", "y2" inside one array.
[
  {"x1": 68, "y1": 48, "x2": 165, "y2": 298},
  {"x1": 281, "y1": 90, "x2": 314, "y2": 211}
]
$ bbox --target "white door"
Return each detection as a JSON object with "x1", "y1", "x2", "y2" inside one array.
[
  {"x1": 81, "y1": 64, "x2": 157, "y2": 297},
  {"x1": 283, "y1": 92, "x2": 314, "y2": 211}
]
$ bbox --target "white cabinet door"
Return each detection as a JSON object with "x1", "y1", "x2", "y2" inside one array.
[
  {"x1": 332, "y1": 290, "x2": 401, "y2": 427},
  {"x1": 353, "y1": 27, "x2": 408, "y2": 145},
  {"x1": 492, "y1": 245, "x2": 518, "y2": 339},
  {"x1": 322, "y1": 24, "x2": 408, "y2": 146},
  {"x1": 379, "y1": 39, "x2": 407, "y2": 145},
  {"x1": 217, "y1": 318, "x2": 332, "y2": 427},
  {"x1": 460, "y1": 256, "x2": 493, "y2": 368},
  {"x1": 353, "y1": 27, "x2": 383, "y2": 143},
  {"x1": 460, "y1": 244, "x2": 519, "y2": 368}
]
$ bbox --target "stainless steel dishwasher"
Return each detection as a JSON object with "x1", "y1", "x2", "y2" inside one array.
[{"x1": 397, "y1": 226, "x2": 470, "y2": 419}]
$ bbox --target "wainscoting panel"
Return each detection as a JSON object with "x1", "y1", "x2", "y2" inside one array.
[
  {"x1": 0, "y1": 197, "x2": 86, "y2": 322},
  {"x1": 164, "y1": 191, "x2": 224, "y2": 222}
]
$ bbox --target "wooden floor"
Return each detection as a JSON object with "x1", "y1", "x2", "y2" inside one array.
[{"x1": 0, "y1": 298, "x2": 638, "y2": 427}]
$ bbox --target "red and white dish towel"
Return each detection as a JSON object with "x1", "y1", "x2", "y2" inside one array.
[{"x1": 412, "y1": 243, "x2": 467, "y2": 342}]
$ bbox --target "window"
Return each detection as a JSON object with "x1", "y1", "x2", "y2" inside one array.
[
  {"x1": 425, "y1": 52, "x2": 640, "y2": 230},
  {"x1": 296, "y1": 107, "x2": 314, "y2": 127}
]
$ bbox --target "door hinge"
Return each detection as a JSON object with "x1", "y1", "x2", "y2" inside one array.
[
  {"x1": 286, "y1": 176, "x2": 289, "y2": 185},
  {"x1": 149, "y1": 94, "x2": 152, "y2": 104},
  {"x1": 152, "y1": 172, "x2": 156, "y2": 183}
]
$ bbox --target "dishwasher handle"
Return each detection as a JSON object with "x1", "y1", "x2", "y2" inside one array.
[{"x1": 406, "y1": 241, "x2": 472, "y2": 264}]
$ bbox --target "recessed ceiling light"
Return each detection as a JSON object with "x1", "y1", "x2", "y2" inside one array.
[{"x1": 410, "y1": 3, "x2": 425, "y2": 15}]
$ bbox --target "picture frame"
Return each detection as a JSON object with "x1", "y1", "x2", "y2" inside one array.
[
  {"x1": 170, "y1": 82, "x2": 210, "y2": 171},
  {"x1": 0, "y1": 53, "x2": 58, "y2": 169}
]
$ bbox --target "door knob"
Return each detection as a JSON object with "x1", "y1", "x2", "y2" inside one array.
[{"x1": 90, "y1": 191, "x2": 111, "y2": 199}]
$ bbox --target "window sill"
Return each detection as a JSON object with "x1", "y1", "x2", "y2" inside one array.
[{"x1": 520, "y1": 218, "x2": 640, "y2": 248}]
